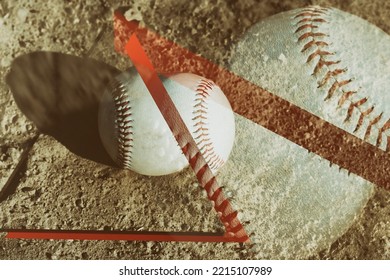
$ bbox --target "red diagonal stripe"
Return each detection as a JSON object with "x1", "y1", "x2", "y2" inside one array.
[{"x1": 125, "y1": 34, "x2": 249, "y2": 242}]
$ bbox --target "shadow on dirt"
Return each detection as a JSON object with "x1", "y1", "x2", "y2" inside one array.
[{"x1": 5, "y1": 51, "x2": 120, "y2": 167}]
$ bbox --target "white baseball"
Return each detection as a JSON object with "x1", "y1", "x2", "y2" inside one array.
[
  {"x1": 231, "y1": 6, "x2": 390, "y2": 150},
  {"x1": 98, "y1": 68, "x2": 235, "y2": 176},
  {"x1": 225, "y1": 6, "x2": 389, "y2": 257}
]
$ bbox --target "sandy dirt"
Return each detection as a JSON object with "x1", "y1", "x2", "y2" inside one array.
[{"x1": 0, "y1": 0, "x2": 389, "y2": 259}]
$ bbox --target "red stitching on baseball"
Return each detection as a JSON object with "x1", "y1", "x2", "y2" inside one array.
[
  {"x1": 192, "y1": 79, "x2": 225, "y2": 172},
  {"x1": 313, "y1": 59, "x2": 341, "y2": 75},
  {"x1": 221, "y1": 211, "x2": 238, "y2": 223},
  {"x1": 298, "y1": 32, "x2": 327, "y2": 42},
  {"x1": 354, "y1": 106, "x2": 375, "y2": 132},
  {"x1": 294, "y1": 12, "x2": 325, "y2": 19},
  {"x1": 377, "y1": 120, "x2": 390, "y2": 149},
  {"x1": 364, "y1": 113, "x2": 383, "y2": 140},
  {"x1": 318, "y1": 69, "x2": 346, "y2": 88},
  {"x1": 295, "y1": 7, "x2": 390, "y2": 149},
  {"x1": 325, "y1": 79, "x2": 352, "y2": 100},
  {"x1": 177, "y1": 77, "x2": 244, "y2": 237},
  {"x1": 300, "y1": 7, "x2": 328, "y2": 13},
  {"x1": 345, "y1": 98, "x2": 368, "y2": 122},
  {"x1": 297, "y1": 18, "x2": 327, "y2": 24},
  {"x1": 210, "y1": 187, "x2": 222, "y2": 201},
  {"x1": 215, "y1": 199, "x2": 229, "y2": 213},
  {"x1": 203, "y1": 177, "x2": 216, "y2": 194},
  {"x1": 295, "y1": 24, "x2": 319, "y2": 33},
  {"x1": 110, "y1": 80, "x2": 134, "y2": 168},
  {"x1": 183, "y1": 147, "x2": 244, "y2": 238},
  {"x1": 301, "y1": 40, "x2": 329, "y2": 52},
  {"x1": 338, "y1": 90, "x2": 357, "y2": 107},
  {"x1": 307, "y1": 50, "x2": 334, "y2": 63},
  {"x1": 208, "y1": 154, "x2": 224, "y2": 170}
]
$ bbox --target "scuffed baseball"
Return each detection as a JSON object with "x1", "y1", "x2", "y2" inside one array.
[
  {"x1": 98, "y1": 68, "x2": 235, "y2": 176},
  {"x1": 224, "y1": 6, "x2": 390, "y2": 258}
]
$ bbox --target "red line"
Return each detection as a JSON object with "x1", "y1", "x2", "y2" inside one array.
[
  {"x1": 5, "y1": 231, "x2": 234, "y2": 242},
  {"x1": 125, "y1": 35, "x2": 249, "y2": 243}
]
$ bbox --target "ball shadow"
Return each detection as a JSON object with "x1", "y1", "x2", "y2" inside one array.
[{"x1": 5, "y1": 51, "x2": 121, "y2": 166}]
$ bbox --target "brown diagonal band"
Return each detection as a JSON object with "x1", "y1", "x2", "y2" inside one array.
[{"x1": 114, "y1": 11, "x2": 390, "y2": 190}]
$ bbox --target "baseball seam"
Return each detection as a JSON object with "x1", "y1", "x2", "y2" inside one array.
[
  {"x1": 110, "y1": 76, "x2": 246, "y2": 238},
  {"x1": 180, "y1": 141, "x2": 246, "y2": 239},
  {"x1": 111, "y1": 80, "x2": 134, "y2": 168},
  {"x1": 192, "y1": 79, "x2": 225, "y2": 171},
  {"x1": 294, "y1": 6, "x2": 390, "y2": 152}
]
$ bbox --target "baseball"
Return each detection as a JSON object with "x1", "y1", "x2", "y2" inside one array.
[
  {"x1": 98, "y1": 68, "x2": 235, "y2": 176},
  {"x1": 224, "y1": 6, "x2": 389, "y2": 257},
  {"x1": 231, "y1": 6, "x2": 390, "y2": 150}
]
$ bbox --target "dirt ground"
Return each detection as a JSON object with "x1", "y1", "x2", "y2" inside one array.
[{"x1": 0, "y1": 0, "x2": 389, "y2": 259}]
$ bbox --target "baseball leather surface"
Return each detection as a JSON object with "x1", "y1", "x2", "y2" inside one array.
[
  {"x1": 224, "y1": 6, "x2": 390, "y2": 258},
  {"x1": 98, "y1": 68, "x2": 235, "y2": 176}
]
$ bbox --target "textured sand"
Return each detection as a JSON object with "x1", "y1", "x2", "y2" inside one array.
[{"x1": 0, "y1": 0, "x2": 389, "y2": 259}]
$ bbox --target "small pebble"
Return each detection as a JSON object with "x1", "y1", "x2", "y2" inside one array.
[
  {"x1": 1, "y1": 56, "x2": 12, "y2": 67},
  {"x1": 11, "y1": 114, "x2": 18, "y2": 123},
  {"x1": 25, "y1": 124, "x2": 33, "y2": 131},
  {"x1": 17, "y1": 8, "x2": 29, "y2": 23}
]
